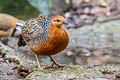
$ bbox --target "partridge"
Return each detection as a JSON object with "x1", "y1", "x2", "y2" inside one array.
[
  {"x1": 18, "y1": 16, "x2": 69, "y2": 70},
  {"x1": 0, "y1": 13, "x2": 25, "y2": 37}
]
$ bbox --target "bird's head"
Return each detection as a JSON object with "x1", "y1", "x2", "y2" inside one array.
[{"x1": 51, "y1": 16, "x2": 68, "y2": 28}]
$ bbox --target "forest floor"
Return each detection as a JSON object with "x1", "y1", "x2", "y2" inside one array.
[{"x1": 0, "y1": 0, "x2": 120, "y2": 80}]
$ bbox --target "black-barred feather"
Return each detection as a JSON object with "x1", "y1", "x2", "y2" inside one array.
[{"x1": 21, "y1": 16, "x2": 51, "y2": 46}]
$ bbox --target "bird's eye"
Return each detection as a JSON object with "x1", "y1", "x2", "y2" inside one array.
[
  {"x1": 56, "y1": 19, "x2": 60, "y2": 22},
  {"x1": 54, "y1": 19, "x2": 60, "y2": 22}
]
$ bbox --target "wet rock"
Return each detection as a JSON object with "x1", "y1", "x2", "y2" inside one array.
[{"x1": 68, "y1": 17, "x2": 120, "y2": 49}]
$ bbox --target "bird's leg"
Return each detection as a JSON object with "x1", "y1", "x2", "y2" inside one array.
[
  {"x1": 35, "y1": 54, "x2": 43, "y2": 70},
  {"x1": 48, "y1": 56, "x2": 64, "y2": 67}
]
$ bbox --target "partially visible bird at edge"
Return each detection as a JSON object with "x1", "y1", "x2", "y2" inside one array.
[
  {"x1": 18, "y1": 15, "x2": 69, "y2": 70},
  {"x1": 0, "y1": 13, "x2": 25, "y2": 37},
  {"x1": 0, "y1": 13, "x2": 25, "y2": 49}
]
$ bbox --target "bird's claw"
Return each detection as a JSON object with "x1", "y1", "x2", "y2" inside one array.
[
  {"x1": 51, "y1": 62, "x2": 65, "y2": 68},
  {"x1": 37, "y1": 67, "x2": 44, "y2": 71}
]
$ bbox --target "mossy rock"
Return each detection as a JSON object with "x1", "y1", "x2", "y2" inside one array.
[{"x1": 26, "y1": 64, "x2": 120, "y2": 80}]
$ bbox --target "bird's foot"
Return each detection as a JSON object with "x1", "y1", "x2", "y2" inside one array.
[
  {"x1": 37, "y1": 66, "x2": 43, "y2": 71},
  {"x1": 48, "y1": 56, "x2": 65, "y2": 68},
  {"x1": 52, "y1": 62, "x2": 65, "y2": 68}
]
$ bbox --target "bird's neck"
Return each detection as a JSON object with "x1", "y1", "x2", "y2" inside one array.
[
  {"x1": 48, "y1": 23, "x2": 64, "y2": 36},
  {"x1": 10, "y1": 18, "x2": 18, "y2": 28}
]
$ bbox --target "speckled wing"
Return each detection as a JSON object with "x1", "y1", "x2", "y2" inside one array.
[{"x1": 22, "y1": 16, "x2": 51, "y2": 46}]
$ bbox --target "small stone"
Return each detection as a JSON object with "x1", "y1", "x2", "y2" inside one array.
[
  {"x1": 65, "y1": 12, "x2": 71, "y2": 18},
  {"x1": 67, "y1": 51, "x2": 73, "y2": 56}
]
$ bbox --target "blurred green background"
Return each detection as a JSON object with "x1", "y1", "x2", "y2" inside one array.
[
  {"x1": 0, "y1": 0, "x2": 39, "y2": 20},
  {"x1": 0, "y1": 0, "x2": 68, "y2": 20}
]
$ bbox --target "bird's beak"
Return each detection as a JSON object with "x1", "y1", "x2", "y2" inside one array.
[{"x1": 63, "y1": 21, "x2": 68, "y2": 25}]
